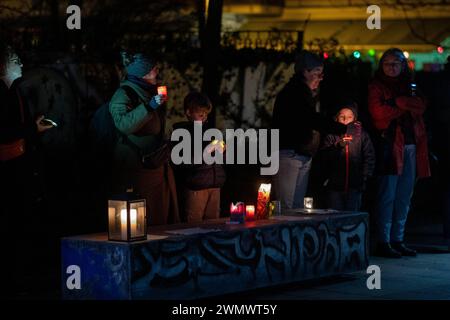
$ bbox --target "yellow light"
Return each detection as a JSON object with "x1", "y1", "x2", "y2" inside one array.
[
  {"x1": 403, "y1": 51, "x2": 410, "y2": 59},
  {"x1": 205, "y1": 0, "x2": 209, "y2": 20}
]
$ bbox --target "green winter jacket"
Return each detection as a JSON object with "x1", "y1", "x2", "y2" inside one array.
[{"x1": 109, "y1": 80, "x2": 163, "y2": 171}]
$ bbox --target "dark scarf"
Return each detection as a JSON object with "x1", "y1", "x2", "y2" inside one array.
[{"x1": 127, "y1": 75, "x2": 155, "y2": 93}]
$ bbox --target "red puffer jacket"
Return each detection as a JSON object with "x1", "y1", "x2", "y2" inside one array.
[{"x1": 368, "y1": 76, "x2": 430, "y2": 178}]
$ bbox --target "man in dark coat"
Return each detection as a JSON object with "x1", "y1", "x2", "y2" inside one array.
[
  {"x1": 0, "y1": 43, "x2": 54, "y2": 297},
  {"x1": 272, "y1": 50, "x2": 346, "y2": 209}
]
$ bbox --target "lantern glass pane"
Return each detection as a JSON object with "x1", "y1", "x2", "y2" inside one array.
[
  {"x1": 130, "y1": 200, "x2": 146, "y2": 239},
  {"x1": 108, "y1": 200, "x2": 127, "y2": 240}
]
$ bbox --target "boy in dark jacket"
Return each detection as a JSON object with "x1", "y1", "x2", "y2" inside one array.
[
  {"x1": 321, "y1": 103, "x2": 375, "y2": 211},
  {"x1": 172, "y1": 92, "x2": 226, "y2": 223}
]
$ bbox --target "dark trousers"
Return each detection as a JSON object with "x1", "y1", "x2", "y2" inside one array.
[{"x1": 327, "y1": 189, "x2": 362, "y2": 211}]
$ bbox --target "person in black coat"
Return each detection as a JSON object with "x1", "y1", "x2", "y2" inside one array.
[
  {"x1": 172, "y1": 91, "x2": 226, "y2": 223},
  {"x1": 0, "y1": 43, "x2": 54, "y2": 296},
  {"x1": 321, "y1": 103, "x2": 375, "y2": 211},
  {"x1": 272, "y1": 50, "x2": 346, "y2": 209}
]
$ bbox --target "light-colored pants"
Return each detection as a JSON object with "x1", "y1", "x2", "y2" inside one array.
[
  {"x1": 376, "y1": 145, "x2": 416, "y2": 243},
  {"x1": 184, "y1": 188, "x2": 220, "y2": 223},
  {"x1": 273, "y1": 149, "x2": 312, "y2": 209}
]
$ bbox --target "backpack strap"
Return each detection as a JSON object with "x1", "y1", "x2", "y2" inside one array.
[
  {"x1": 118, "y1": 85, "x2": 166, "y2": 158},
  {"x1": 121, "y1": 85, "x2": 142, "y2": 110},
  {"x1": 122, "y1": 84, "x2": 166, "y2": 147}
]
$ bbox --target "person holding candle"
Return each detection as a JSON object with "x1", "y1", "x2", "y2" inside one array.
[
  {"x1": 321, "y1": 102, "x2": 375, "y2": 211},
  {"x1": 272, "y1": 50, "x2": 346, "y2": 210},
  {"x1": 172, "y1": 91, "x2": 226, "y2": 223},
  {"x1": 368, "y1": 48, "x2": 430, "y2": 258},
  {"x1": 109, "y1": 52, "x2": 180, "y2": 226}
]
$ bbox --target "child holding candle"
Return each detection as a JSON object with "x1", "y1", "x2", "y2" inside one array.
[
  {"x1": 321, "y1": 102, "x2": 375, "y2": 211},
  {"x1": 172, "y1": 91, "x2": 226, "y2": 223}
]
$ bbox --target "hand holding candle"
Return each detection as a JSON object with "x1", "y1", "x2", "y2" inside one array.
[
  {"x1": 207, "y1": 139, "x2": 226, "y2": 154},
  {"x1": 157, "y1": 86, "x2": 168, "y2": 103}
]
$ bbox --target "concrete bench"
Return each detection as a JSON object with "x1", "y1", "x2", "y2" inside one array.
[{"x1": 61, "y1": 211, "x2": 368, "y2": 299}]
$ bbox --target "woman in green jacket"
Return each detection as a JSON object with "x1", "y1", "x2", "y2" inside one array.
[{"x1": 109, "y1": 52, "x2": 179, "y2": 225}]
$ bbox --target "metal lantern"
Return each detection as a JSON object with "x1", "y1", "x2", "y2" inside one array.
[{"x1": 108, "y1": 192, "x2": 147, "y2": 242}]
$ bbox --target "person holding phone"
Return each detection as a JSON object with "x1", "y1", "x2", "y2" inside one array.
[
  {"x1": 368, "y1": 48, "x2": 430, "y2": 258},
  {"x1": 0, "y1": 43, "x2": 54, "y2": 296}
]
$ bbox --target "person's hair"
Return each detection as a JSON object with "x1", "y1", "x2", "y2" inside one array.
[
  {"x1": 183, "y1": 91, "x2": 212, "y2": 114},
  {"x1": 378, "y1": 48, "x2": 411, "y2": 79},
  {"x1": 120, "y1": 51, "x2": 134, "y2": 68},
  {"x1": 334, "y1": 101, "x2": 358, "y2": 121},
  {"x1": 0, "y1": 42, "x2": 15, "y2": 76},
  {"x1": 294, "y1": 49, "x2": 324, "y2": 78}
]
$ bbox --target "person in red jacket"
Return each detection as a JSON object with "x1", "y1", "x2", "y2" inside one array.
[{"x1": 368, "y1": 48, "x2": 430, "y2": 258}]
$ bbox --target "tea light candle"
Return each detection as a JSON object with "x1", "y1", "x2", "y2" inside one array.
[
  {"x1": 304, "y1": 197, "x2": 313, "y2": 209},
  {"x1": 121, "y1": 209, "x2": 138, "y2": 238},
  {"x1": 245, "y1": 205, "x2": 255, "y2": 221}
]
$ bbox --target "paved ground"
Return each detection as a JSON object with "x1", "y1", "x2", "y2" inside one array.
[
  {"x1": 13, "y1": 224, "x2": 450, "y2": 300},
  {"x1": 224, "y1": 226, "x2": 450, "y2": 300}
]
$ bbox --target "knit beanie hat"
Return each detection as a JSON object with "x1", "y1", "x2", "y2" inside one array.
[
  {"x1": 123, "y1": 53, "x2": 154, "y2": 78},
  {"x1": 336, "y1": 101, "x2": 358, "y2": 120},
  {"x1": 294, "y1": 50, "x2": 324, "y2": 74}
]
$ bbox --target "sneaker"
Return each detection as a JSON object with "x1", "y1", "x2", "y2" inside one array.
[
  {"x1": 375, "y1": 242, "x2": 402, "y2": 258},
  {"x1": 391, "y1": 242, "x2": 417, "y2": 257}
]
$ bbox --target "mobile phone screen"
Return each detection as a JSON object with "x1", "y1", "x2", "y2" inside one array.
[{"x1": 41, "y1": 119, "x2": 57, "y2": 127}]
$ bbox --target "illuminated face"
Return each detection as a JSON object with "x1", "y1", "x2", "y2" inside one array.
[
  {"x1": 382, "y1": 54, "x2": 403, "y2": 78},
  {"x1": 186, "y1": 107, "x2": 209, "y2": 122},
  {"x1": 4, "y1": 53, "x2": 23, "y2": 80},
  {"x1": 337, "y1": 108, "x2": 355, "y2": 125},
  {"x1": 142, "y1": 65, "x2": 159, "y2": 85},
  {"x1": 303, "y1": 66, "x2": 324, "y2": 91}
]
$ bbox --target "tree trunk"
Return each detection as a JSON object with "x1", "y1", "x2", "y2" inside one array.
[{"x1": 200, "y1": 0, "x2": 223, "y2": 127}]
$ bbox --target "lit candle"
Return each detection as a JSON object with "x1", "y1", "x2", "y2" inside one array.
[
  {"x1": 157, "y1": 86, "x2": 167, "y2": 97},
  {"x1": 120, "y1": 209, "x2": 127, "y2": 240},
  {"x1": 130, "y1": 209, "x2": 137, "y2": 237},
  {"x1": 245, "y1": 205, "x2": 255, "y2": 221},
  {"x1": 120, "y1": 209, "x2": 138, "y2": 239},
  {"x1": 304, "y1": 197, "x2": 313, "y2": 210},
  {"x1": 230, "y1": 202, "x2": 245, "y2": 223},
  {"x1": 256, "y1": 183, "x2": 271, "y2": 219}
]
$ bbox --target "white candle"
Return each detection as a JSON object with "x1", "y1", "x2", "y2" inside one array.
[
  {"x1": 130, "y1": 209, "x2": 137, "y2": 237},
  {"x1": 121, "y1": 208, "x2": 137, "y2": 239},
  {"x1": 304, "y1": 197, "x2": 313, "y2": 212},
  {"x1": 120, "y1": 209, "x2": 127, "y2": 240}
]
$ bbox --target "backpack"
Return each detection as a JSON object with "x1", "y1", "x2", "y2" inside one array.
[{"x1": 90, "y1": 85, "x2": 140, "y2": 155}]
